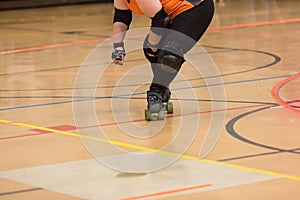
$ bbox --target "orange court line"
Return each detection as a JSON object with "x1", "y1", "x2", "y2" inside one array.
[
  {"x1": 0, "y1": 34, "x2": 144, "y2": 55},
  {"x1": 209, "y1": 18, "x2": 300, "y2": 31},
  {"x1": 0, "y1": 38, "x2": 107, "y2": 55},
  {"x1": 119, "y1": 184, "x2": 213, "y2": 200},
  {"x1": 0, "y1": 18, "x2": 299, "y2": 55},
  {"x1": 271, "y1": 72, "x2": 300, "y2": 113},
  {"x1": 46, "y1": 71, "x2": 125, "y2": 76}
]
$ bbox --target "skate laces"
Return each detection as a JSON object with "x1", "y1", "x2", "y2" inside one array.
[
  {"x1": 148, "y1": 86, "x2": 170, "y2": 103},
  {"x1": 147, "y1": 92, "x2": 162, "y2": 103},
  {"x1": 148, "y1": 94, "x2": 161, "y2": 103}
]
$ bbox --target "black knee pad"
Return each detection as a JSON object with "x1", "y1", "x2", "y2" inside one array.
[
  {"x1": 158, "y1": 52, "x2": 183, "y2": 73},
  {"x1": 151, "y1": 8, "x2": 171, "y2": 35},
  {"x1": 158, "y1": 41, "x2": 185, "y2": 73},
  {"x1": 113, "y1": 8, "x2": 132, "y2": 28}
]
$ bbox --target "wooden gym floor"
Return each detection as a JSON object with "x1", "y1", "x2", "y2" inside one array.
[{"x1": 0, "y1": 0, "x2": 300, "y2": 199}]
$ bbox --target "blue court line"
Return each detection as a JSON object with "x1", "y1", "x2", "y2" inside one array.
[
  {"x1": 176, "y1": 74, "x2": 290, "y2": 90},
  {"x1": 0, "y1": 74, "x2": 290, "y2": 112}
]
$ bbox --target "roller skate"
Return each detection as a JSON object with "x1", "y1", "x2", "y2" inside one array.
[
  {"x1": 144, "y1": 85, "x2": 173, "y2": 121},
  {"x1": 161, "y1": 88, "x2": 173, "y2": 114}
]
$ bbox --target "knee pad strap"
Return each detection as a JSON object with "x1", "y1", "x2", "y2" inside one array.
[
  {"x1": 143, "y1": 34, "x2": 159, "y2": 63},
  {"x1": 151, "y1": 8, "x2": 171, "y2": 35}
]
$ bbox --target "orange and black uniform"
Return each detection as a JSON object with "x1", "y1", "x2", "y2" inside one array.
[
  {"x1": 121, "y1": 0, "x2": 214, "y2": 88},
  {"x1": 125, "y1": 0, "x2": 204, "y2": 20}
]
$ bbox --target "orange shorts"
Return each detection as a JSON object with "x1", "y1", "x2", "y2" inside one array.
[{"x1": 125, "y1": 0, "x2": 203, "y2": 20}]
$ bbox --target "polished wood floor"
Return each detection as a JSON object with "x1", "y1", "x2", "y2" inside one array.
[{"x1": 0, "y1": 0, "x2": 300, "y2": 199}]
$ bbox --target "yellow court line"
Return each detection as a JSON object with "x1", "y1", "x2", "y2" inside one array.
[{"x1": 1, "y1": 118, "x2": 300, "y2": 182}]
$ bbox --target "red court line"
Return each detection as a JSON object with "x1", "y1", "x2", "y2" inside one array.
[
  {"x1": 71, "y1": 103, "x2": 269, "y2": 130},
  {"x1": 0, "y1": 18, "x2": 299, "y2": 56},
  {"x1": 30, "y1": 125, "x2": 77, "y2": 133},
  {"x1": 0, "y1": 133, "x2": 48, "y2": 140},
  {"x1": 120, "y1": 184, "x2": 213, "y2": 200},
  {"x1": 271, "y1": 72, "x2": 300, "y2": 113},
  {"x1": 0, "y1": 103, "x2": 269, "y2": 141}
]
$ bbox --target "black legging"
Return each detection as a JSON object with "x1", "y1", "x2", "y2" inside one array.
[{"x1": 150, "y1": 0, "x2": 215, "y2": 88}]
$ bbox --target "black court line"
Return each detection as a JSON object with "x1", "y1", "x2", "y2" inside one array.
[
  {"x1": 226, "y1": 105, "x2": 300, "y2": 156},
  {"x1": 218, "y1": 148, "x2": 300, "y2": 162},
  {"x1": 0, "y1": 49, "x2": 224, "y2": 77},
  {"x1": 60, "y1": 31, "x2": 110, "y2": 38},
  {"x1": 3, "y1": 26, "x2": 52, "y2": 33},
  {"x1": 0, "y1": 74, "x2": 288, "y2": 112},
  {"x1": 0, "y1": 187, "x2": 43, "y2": 196},
  {"x1": 0, "y1": 65, "x2": 79, "y2": 77},
  {"x1": 0, "y1": 96, "x2": 275, "y2": 106},
  {"x1": 198, "y1": 45, "x2": 281, "y2": 78},
  {"x1": 0, "y1": 44, "x2": 280, "y2": 82}
]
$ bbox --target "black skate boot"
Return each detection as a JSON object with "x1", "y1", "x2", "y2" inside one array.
[
  {"x1": 145, "y1": 85, "x2": 173, "y2": 121},
  {"x1": 151, "y1": 84, "x2": 173, "y2": 114},
  {"x1": 160, "y1": 87, "x2": 173, "y2": 114},
  {"x1": 145, "y1": 91, "x2": 165, "y2": 121}
]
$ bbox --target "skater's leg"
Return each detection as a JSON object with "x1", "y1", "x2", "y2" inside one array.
[
  {"x1": 143, "y1": 34, "x2": 185, "y2": 88},
  {"x1": 170, "y1": 0, "x2": 214, "y2": 42},
  {"x1": 143, "y1": 1, "x2": 214, "y2": 120},
  {"x1": 150, "y1": 62, "x2": 178, "y2": 89},
  {"x1": 143, "y1": 35, "x2": 178, "y2": 89},
  {"x1": 149, "y1": 0, "x2": 214, "y2": 99},
  {"x1": 144, "y1": 0, "x2": 214, "y2": 92}
]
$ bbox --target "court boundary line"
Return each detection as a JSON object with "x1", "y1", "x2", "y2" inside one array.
[
  {"x1": 119, "y1": 184, "x2": 213, "y2": 200},
  {"x1": 0, "y1": 118, "x2": 299, "y2": 182},
  {"x1": 226, "y1": 105, "x2": 300, "y2": 158},
  {"x1": 0, "y1": 18, "x2": 299, "y2": 55},
  {"x1": 0, "y1": 74, "x2": 289, "y2": 112},
  {"x1": 0, "y1": 103, "x2": 269, "y2": 141},
  {"x1": 271, "y1": 72, "x2": 300, "y2": 113},
  {"x1": 0, "y1": 188, "x2": 43, "y2": 196}
]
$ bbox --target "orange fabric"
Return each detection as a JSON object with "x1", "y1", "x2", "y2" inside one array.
[
  {"x1": 125, "y1": 0, "x2": 199, "y2": 19},
  {"x1": 125, "y1": 0, "x2": 144, "y2": 15}
]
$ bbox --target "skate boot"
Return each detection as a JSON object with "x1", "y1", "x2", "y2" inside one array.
[
  {"x1": 160, "y1": 88, "x2": 173, "y2": 114},
  {"x1": 145, "y1": 91, "x2": 165, "y2": 121}
]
